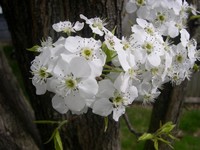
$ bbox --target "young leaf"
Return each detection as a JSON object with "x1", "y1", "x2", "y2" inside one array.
[
  {"x1": 44, "y1": 128, "x2": 57, "y2": 144},
  {"x1": 153, "y1": 139, "x2": 159, "y2": 150},
  {"x1": 54, "y1": 129, "x2": 63, "y2": 150},
  {"x1": 102, "y1": 43, "x2": 116, "y2": 63},
  {"x1": 27, "y1": 45, "x2": 40, "y2": 52},
  {"x1": 159, "y1": 122, "x2": 176, "y2": 133},
  {"x1": 104, "y1": 116, "x2": 108, "y2": 132},
  {"x1": 138, "y1": 133, "x2": 154, "y2": 141}
]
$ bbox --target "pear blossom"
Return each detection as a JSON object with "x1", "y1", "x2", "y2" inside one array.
[
  {"x1": 30, "y1": 48, "x2": 54, "y2": 95},
  {"x1": 93, "y1": 74, "x2": 138, "y2": 121},
  {"x1": 29, "y1": 0, "x2": 199, "y2": 121},
  {"x1": 52, "y1": 21, "x2": 84, "y2": 35},
  {"x1": 137, "y1": 82, "x2": 160, "y2": 104},
  {"x1": 80, "y1": 14, "x2": 107, "y2": 36},
  {"x1": 64, "y1": 36, "x2": 106, "y2": 77},
  {"x1": 49, "y1": 56, "x2": 98, "y2": 112}
]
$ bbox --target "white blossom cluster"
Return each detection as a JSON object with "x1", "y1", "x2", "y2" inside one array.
[{"x1": 30, "y1": 0, "x2": 199, "y2": 121}]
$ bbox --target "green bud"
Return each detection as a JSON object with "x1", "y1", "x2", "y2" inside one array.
[
  {"x1": 193, "y1": 63, "x2": 199, "y2": 72},
  {"x1": 138, "y1": 133, "x2": 154, "y2": 141},
  {"x1": 27, "y1": 45, "x2": 40, "y2": 52}
]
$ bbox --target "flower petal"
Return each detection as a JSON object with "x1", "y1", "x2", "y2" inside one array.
[
  {"x1": 113, "y1": 106, "x2": 125, "y2": 121},
  {"x1": 66, "y1": 94, "x2": 85, "y2": 112},
  {"x1": 92, "y1": 98, "x2": 113, "y2": 117},
  {"x1": 73, "y1": 21, "x2": 84, "y2": 31},
  {"x1": 79, "y1": 78, "x2": 98, "y2": 98},
  {"x1": 52, "y1": 94, "x2": 69, "y2": 114},
  {"x1": 70, "y1": 57, "x2": 91, "y2": 78}
]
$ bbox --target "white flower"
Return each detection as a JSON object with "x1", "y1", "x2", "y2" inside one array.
[
  {"x1": 80, "y1": 14, "x2": 107, "y2": 36},
  {"x1": 30, "y1": 48, "x2": 53, "y2": 95},
  {"x1": 104, "y1": 29, "x2": 122, "y2": 51},
  {"x1": 64, "y1": 36, "x2": 106, "y2": 76},
  {"x1": 137, "y1": 82, "x2": 160, "y2": 104},
  {"x1": 93, "y1": 73, "x2": 138, "y2": 121},
  {"x1": 52, "y1": 21, "x2": 84, "y2": 35},
  {"x1": 50, "y1": 56, "x2": 98, "y2": 112},
  {"x1": 37, "y1": 37, "x2": 53, "y2": 52}
]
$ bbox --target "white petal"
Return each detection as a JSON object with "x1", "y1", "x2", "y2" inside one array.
[
  {"x1": 96, "y1": 79, "x2": 115, "y2": 98},
  {"x1": 125, "y1": 1, "x2": 137, "y2": 13},
  {"x1": 52, "y1": 22, "x2": 62, "y2": 32},
  {"x1": 79, "y1": 78, "x2": 98, "y2": 98},
  {"x1": 136, "y1": 18, "x2": 148, "y2": 28},
  {"x1": 52, "y1": 94, "x2": 69, "y2": 114},
  {"x1": 65, "y1": 36, "x2": 82, "y2": 53},
  {"x1": 116, "y1": 48, "x2": 130, "y2": 71},
  {"x1": 147, "y1": 54, "x2": 161, "y2": 67},
  {"x1": 32, "y1": 81, "x2": 47, "y2": 95},
  {"x1": 80, "y1": 14, "x2": 88, "y2": 22},
  {"x1": 180, "y1": 29, "x2": 189, "y2": 47},
  {"x1": 168, "y1": 24, "x2": 179, "y2": 38},
  {"x1": 73, "y1": 21, "x2": 84, "y2": 31},
  {"x1": 92, "y1": 98, "x2": 113, "y2": 117},
  {"x1": 53, "y1": 57, "x2": 70, "y2": 76},
  {"x1": 113, "y1": 106, "x2": 125, "y2": 121},
  {"x1": 89, "y1": 59, "x2": 103, "y2": 77},
  {"x1": 127, "y1": 86, "x2": 138, "y2": 103},
  {"x1": 70, "y1": 57, "x2": 91, "y2": 78},
  {"x1": 114, "y1": 73, "x2": 129, "y2": 93},
  {"x1": 66, "y1": 94, "x2": 85, "y2": 112}
]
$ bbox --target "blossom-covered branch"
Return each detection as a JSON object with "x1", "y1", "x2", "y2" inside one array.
[{"x1": 29, "y1": 0, "x2": 199, "y2": 121}]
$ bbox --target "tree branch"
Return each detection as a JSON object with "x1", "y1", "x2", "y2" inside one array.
[{"x1": 122, "y1": 113, "x2": 142, "y2": 138}]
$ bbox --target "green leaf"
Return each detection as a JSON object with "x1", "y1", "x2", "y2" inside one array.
[
  {"x1": 104, "y1": 117, "x2": 108, "y2": 132},
  {"x1": 190, "y1": 15, "x2": 200, "y2": 20},
  {"x1": 158, "y1": 137, "x2": 171, "y2": 145},
  {"x1": 159, "y1": 122, "x2": 176, "y2": 133},
  {"x1": 102, "y1": 43, "x2": 117, "y2": 63},
  {"x1": 138, "y1": 133, "x2": 154, "y2": 141},
  {"x1": 57, "y1": 120, "x2": 68, "y2": 130},
  {"x1": 44, "y1": 128, "x2": 57, "y2": 144},
  {"x1": 27, "y1": 45, "x2": 40, "y2": 52},
  {"x1": 153, "y1": 139, "x2": 159, "y2": 150},
  {"x1": 193, "y1": 63, "x2": 199, "y2": 72},
  {"x1": 111, "y1": 26, "x2": 117, "y2": 34},
  {"x1": 54, "y1": 129, "x2": 63, "y2": 150},
  {"x1": 168, "y1": 134, "x2": 179, "y2": 141}
]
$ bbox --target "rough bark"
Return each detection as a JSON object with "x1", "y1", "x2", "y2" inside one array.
[
  {"x1": 1, "y1": 0, "x2": 123, "y2": 149},
  {"x1": 0, "y1": 49, "x2": 40, "y2": 150},
  {"x1": 144, "y1": 82, "x2": 187, "y2": 150},
  {"x1": 144, "y1": 0, "x2": 200, "y2": 149}
]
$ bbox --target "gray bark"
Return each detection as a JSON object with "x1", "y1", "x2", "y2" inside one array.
[
  {"x1": 1, "y1": 0, "x2": 123, "y2": 149},
  {"x1": 0, "y1": 49, "x2": 40, "y2": 150}
]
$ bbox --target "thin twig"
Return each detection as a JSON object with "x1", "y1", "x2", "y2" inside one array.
[{"x1": 122, "y1": 113, "x2": 142, "y2": 138}]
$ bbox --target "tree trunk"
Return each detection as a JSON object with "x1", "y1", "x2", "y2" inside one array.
[
  {"x1": 144, "y1": 0, "x2": 200, "y2": 149},
  {"x1": 0, "y1": 49, "x2": 40, "y2": 150},
  {"x1": 144, "y1": 82, "x2": 187, "y2": 150},
  {"x1": 1, "y1": 0, "x2": 123, "y2": 149}
]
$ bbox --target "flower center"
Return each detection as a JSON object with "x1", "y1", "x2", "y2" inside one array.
[
  {"x1": 65, "y1": 78, "x2": 77, "y2": 89},
  {"x1": 81, "y1": 48, "x2": 93, "y2": 60},
  {"x1": 128, "y1": 68, "x2": 135, "y2": 77},
  {"x1": 157, "y1": 13, "x2": 166, "y2": 23},
  {"x1": 143, "y1": 42, "x2": 153, "y2": 54},
  {"x1": 123, "y1": 42, "x2": 130, "y2": 50},
  {"x1": 151, "y1": 68, "x2": 158, "y2": 75},
  {"x1": 113, "y1": 96, "x2": 123, "y2": 107},
  {"x1": 145, "y1": 27, "x2": 154, "y2": 35},
  {"x1": 176, "y1": 55, "x2": 183, "y2": 63},
  {"x1": 136, "y1": 0, "x2": 145, "y2": 6},
  {"x1": 93, "y1": 19, "x2": 103, "y2": 30}
]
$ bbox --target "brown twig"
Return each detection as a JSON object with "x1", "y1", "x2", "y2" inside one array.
[{"x1": 122, "y1": 113, "x2": 142, "y2": 138}]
